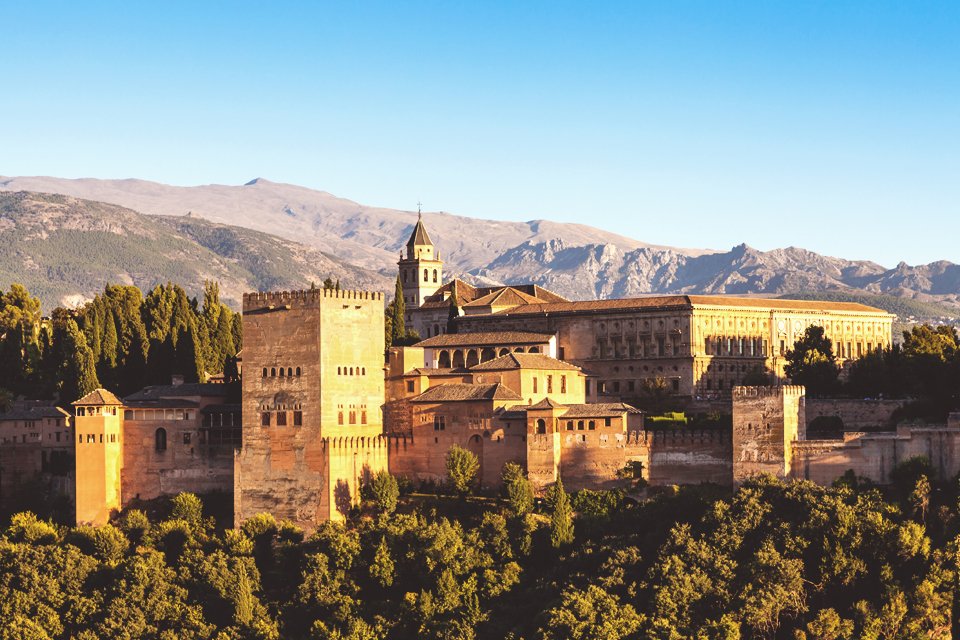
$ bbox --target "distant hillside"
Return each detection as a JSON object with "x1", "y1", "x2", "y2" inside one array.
[
  {"x1": 0, "y1": 191, "x2": 390, "y2": 311},
  {"x1": 1, "y1": 176, "x2": 959, "y2": 306},
  {"x1": 778, "y1": 291, "x2": 960, "y2": 323}
]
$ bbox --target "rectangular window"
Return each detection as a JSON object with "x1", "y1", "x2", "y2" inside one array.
[
  {"x1": 99, "y1": 434, "x2": 103, "y2": 443},
  {"x1": 261, "y1": 412, "x2": 271, "y2": 427},
  {"x1": 558, "y1": 346, "x2": 565, "y2": 360},
  {"x1": 338, "y1": 411, "x2": 344, "y2": 425},
  {"x1": 407, "y1": 380, "x2": 415, "y2": 392},
  {"x1": 55, "y1": 432, "x2": 61, "y2": 442},
  {"x1": 361, "y1": 411, "x2": 367, "y2": 424},
  {"x1": 588, "y1": 421, "x2": 595, "y2": 430},
  {"x1": 547, "y1": 375, "x2": 553, "y2": 393},
  {"x1": 577, "y1": 421, "x2": 584, "y2": 431},
  {"x1": 585, "y1": 380, "x2": 591, "y2": 394},
  {"x1": 349, "y1": 411, "x2": 356, "y2": 424},
  {"x1": 612, "y1": 381, "x2": 620, "y2": 393},
  {"x1": 560, "y1": 376, "x2": 566, "y2": 393},
  {"x1": 276, "y1": 411, "x2": 287, "y2": 427},
  {"x1": 604, "y1": 417, "x2": 612, "y2": 427},
  {"x1": 183, "y1": 432, "x2": 192, "y2": 445},
  {"x1": 434, "y1": 415, "x2": 446, "y2": 431},
  {"x1": 293, "y1": 411, "x2": 303, "y2": 426},
  {"x1": 533, "y1": 377, "x2": 538, "y2": 393},
  {"x1": 627, "y1": 380, "x2": 635, "y2": 392}
]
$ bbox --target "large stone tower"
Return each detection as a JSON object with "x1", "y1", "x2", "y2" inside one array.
[
  {"x1": 235, "y1": 288, "x2": 389, "y2": 530},
  {"x1": 73, "y1": 389, "x2": 124, "y2": 525},
  {"x1": 731, "y1": 385, "x2": 805, "y2": 484},
  {"x1": 397, "y1": 213, "x2": 443, "y2": 326}
]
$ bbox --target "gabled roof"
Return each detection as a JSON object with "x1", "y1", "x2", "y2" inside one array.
[
  {"x1": 419, "y1": 280, "x2": 569, "y2": 310},
  {"x1": 560, "y1": 403, "x2": 643, "y2": 417},
  {"x1": 415, "y1": 331, "x2": 554, "y2": 348},
  {"x1": 463, "y1": 287, "x2": 546, "y2": 309},
  {"x1": 528, "y1": 397, "x2": 566, "y2": 410},
  {"x1": 470, "y1": 353, "x2": 581, "y2": 372},
  {"x1": 406, "y1": 215, "x2": 433, "y2": 248},
  {"x1": 411, "y1": 382, "x2": 523, "y2": 403},
  {"x1": 72, "y1": 389, "x2": 123, "y2": 406}
]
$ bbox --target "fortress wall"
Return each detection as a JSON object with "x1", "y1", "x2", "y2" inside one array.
[
  {"x1": 387, "y1": 432, "x2": 526, "y2": 489},
  {"x1": 805, "y1": 398, "x2": 907, "y2": 430},
  {"x1": 326, "y1": 435, "x2": 389, "y2": 519},
  {"x1": 645, "y1": 429, "x2": 733, "y2": 486},
  {"x1": 792, "y1": 427, "x2": 960, "y2": 485},
  {"x1": 732, "y1": 386, "x2": 805, "y2": 482},
  {"x1": 121, "y1": 422, "x2": 233, "y2": 502},
  {"x1": 383, "y1": 399, "x2": 413, "y2": 435},
  {"x1": 557, "y1": 430, "x2": 645, "y2": 491}
]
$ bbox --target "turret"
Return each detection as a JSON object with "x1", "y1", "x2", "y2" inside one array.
[{"x1": 72, "y1": 388, "x2": 125, "y2": 525}]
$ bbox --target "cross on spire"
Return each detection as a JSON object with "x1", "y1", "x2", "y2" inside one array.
[{"x1": 417, "y1": 201, "x2": 422, "y2": 218}]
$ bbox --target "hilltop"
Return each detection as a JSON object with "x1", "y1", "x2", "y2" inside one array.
[{"x1": 0, "y1": 191, "x2": 390, "y2": 310}]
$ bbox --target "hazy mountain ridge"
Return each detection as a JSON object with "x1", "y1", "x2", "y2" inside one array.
[
  {"x1": 1, "y1": 176, "x2": 958, "y2": 316},
  {"x1": 0, "y1": 191, "x2": 390, "y2": 310}
]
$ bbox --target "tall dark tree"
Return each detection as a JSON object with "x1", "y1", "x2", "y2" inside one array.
[
  {"x1": 784, "y1": 326, "x2": 840, "y2": 396},
  {"x1": 390, "y1": 275, "x2": 406, "y2": 346},
  {"x1": 56, "y1": 316, "x2": 100, "y2": 404},
  {"x1": 174, "y1": 322, "x2": 205, "y2": 383}
]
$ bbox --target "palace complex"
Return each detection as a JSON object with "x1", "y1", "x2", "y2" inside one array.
[{"x1": 3, "y1": 215, "x2": 958, "y2": 531}]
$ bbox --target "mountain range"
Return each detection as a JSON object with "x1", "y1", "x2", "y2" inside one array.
[{"x1": 0, "y1": 175, "x2": 958, "y2": 318}]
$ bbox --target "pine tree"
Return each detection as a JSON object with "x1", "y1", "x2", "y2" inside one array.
[
  {"x1": 391, "y1": 275, "x2": 406, "y2": 345},
  {"x1": 549, "y1": 477, "x2": 574, "y2": 548}
]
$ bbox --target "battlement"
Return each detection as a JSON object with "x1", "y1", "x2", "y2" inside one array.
[
  {"x1": 242, "y1": 288, "x2": 384, "y2": 311},
  {"x1": 733, "y1": 385, "x2": 805, "y2": 398},
  {"x1": 324, "y1": 435, "x2": 389, "y2": 450},
  {"x1": 641, "y1": 428, "x2": 732, "y2": 446}
]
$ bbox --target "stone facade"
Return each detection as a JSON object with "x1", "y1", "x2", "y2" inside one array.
[
  {"x1": 732, "y1": 386, "x2": 805, "y2": 483},
  {"x1": 0, "y1": 404, "x2": 72, "y2": 510},
  {"x1": 235, "y1": 288, "x2": 388, "y2": 530}
]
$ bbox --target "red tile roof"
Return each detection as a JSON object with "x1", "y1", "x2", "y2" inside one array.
[
  {"x1": 469, "y1": 353, "x2": 581, "y2": 371},
  {"x1": 411, "y1": 382, "x2": 523, "y2": 403},
  {"x1": 415, "y1": 331, "x2": 554, "y2": 348}
]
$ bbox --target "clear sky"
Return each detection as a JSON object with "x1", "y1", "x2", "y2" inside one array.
[{"x1": 2, "y1": 1, "x2": 957, "y2": 266}]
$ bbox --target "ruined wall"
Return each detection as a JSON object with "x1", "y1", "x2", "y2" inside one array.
[
  {"x1": 732, "y1": 386, "x2": 805, "y2": 484},
  {"x1": 792, "y1": 427, "x2": 960, "y2": 485},
  {"x1": 804, "y1": 398, "x2": 908, "y2": 431},
  {"x1": 644, "y1": 429, "x2": 733, "y2": 486}
]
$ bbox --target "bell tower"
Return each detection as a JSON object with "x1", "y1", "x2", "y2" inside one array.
[{"x1": 397, "y1": 206, "x2": 443, "y2": 320}]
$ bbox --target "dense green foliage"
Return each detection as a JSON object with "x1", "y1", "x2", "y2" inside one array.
[
  {"x1": 780, "y1": 291, "x2": 960, "y2": 324},
  {"x1": 0, "y1": 281, "x2": 241, "y2": 402},
  {"x1": 4, "y1": 469, "x2": 960, "y2": 639},
  {"x1": 784, "y1": 326, "x2": 840, "y2": 396}
]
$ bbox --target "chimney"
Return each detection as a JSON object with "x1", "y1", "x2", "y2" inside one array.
[{"x1": 171, "y1": 374, "x2": 184, "y2": 387}]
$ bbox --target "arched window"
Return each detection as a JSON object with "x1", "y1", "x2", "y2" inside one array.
[
  {"x1": 296, "y1": 367, "x2": 301, "y2": 376},
  {"x1": 279, "y1": 368, "x2": 285, "y2": 377},
  {"x1": 338, "y1": 366, "x2": 342, "y2": 375},
  {"x1": 262, "y1": 368, "x2": 267, "y2": 378},
  {"x1": 423, "y1": 268, "x2": 429, "y2": 281},
  {"x1": 287, "y1": 368, "x2": 293, "y2": 377},
  {"x1": 155, "y1": 428, "x2": 167, "y2": 452},
  {"x1": 536, "y1": 419, "x2": 546, "y2": 434},
  {"x1": 433, "y1": 269, "x2": 438, "y2": 282},
  {"x1": 349, "y1": 367, "x2": 354, "y2": 375},
  {"x1": 361, "y1": 367, "x2": 366, "y2": 375},
  {"x1": 271, "y1": 367, "x2": 276, "y2": 377}
]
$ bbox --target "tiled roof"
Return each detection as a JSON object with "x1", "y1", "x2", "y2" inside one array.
[
  {"x1": 72, "y1": 388, "x2": 123, "y2": 406},
  {"x1": 502, "y1": 402, "x2": 643, "y2": 418},
  {"x1": 411, "y1": 367, "x2": 470, "y2": 375},
  {"x1": 464, "y1": 294, "x2": 888, "y2": 317},
  {"x1": 470, "y1": 353, "x2": 581, "y2": 371},
  {"x1": 528, "y1": 397, "x2": 566, "y2": 410},
  {"x1": 124, "y1": 383, "x2": 232, "y2": 402},
  {"x1": 406, "y1": 215, "x2": 433, "y2": 248},
  {"x1": 0, "y1": 406, "x2": 70, "y2": 421},
  {"x1": 415, "y1": 331, "x2": 554, "y2": 348},
  {"x1": 463, "y1": 287, "x2": 546, "y2": 308},
  {"x1": 420, "y1": 280, "x2": 569, "y2": 309},
  {"x1": 411, "y1": 382, "x2": 523, "y2": 403}
]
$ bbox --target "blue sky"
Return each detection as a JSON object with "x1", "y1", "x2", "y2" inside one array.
[{"x1": 2, "y1": 1, "x2": 957, "y2": 266}]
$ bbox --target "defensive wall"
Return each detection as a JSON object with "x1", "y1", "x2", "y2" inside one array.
[{"x1": 804, "y1": 398, "x2": 908, "y2": 431}]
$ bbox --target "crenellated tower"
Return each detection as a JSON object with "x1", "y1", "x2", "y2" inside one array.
[{"x1": 397, "y1": 211, "x2": 443, "y2": 327}]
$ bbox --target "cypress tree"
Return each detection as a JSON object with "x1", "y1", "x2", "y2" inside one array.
[
  {"x1": 549, "y1": 477, "x2": 574, "y2": 548},
  {"x1": 175, "y1": 323, "x2": 204, "y2": 383},
  {"x1": 231, "y1": 314, "x2": 243, "y2": 353},
  {"x1": 391, "y1": 275, "x2": 406, "y2": 345},
  {"x1": 216, "y1": 306, "x2": 236, "y2": 361},
  {"x1": 102, "y1": 308, "x2": 119, "y2": 369},
  {"x1": 59, "y1": 318, "x2": 100, "y2": 403}
]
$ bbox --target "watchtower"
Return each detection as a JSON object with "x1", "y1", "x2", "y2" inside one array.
[{"x1": 73, "y1": 389, "x2": 124, "y2": 525}]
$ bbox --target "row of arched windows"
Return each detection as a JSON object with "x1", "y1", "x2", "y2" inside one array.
[
  {"x1": 401, "y1": 269, "x2": 439, "y2": 284},
  {"x1": 337, "y1": 366, "x2": 366, "y2": 376},
  {"x1": 262, "y1": 366, "x2": 302, "y2": 378}
]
